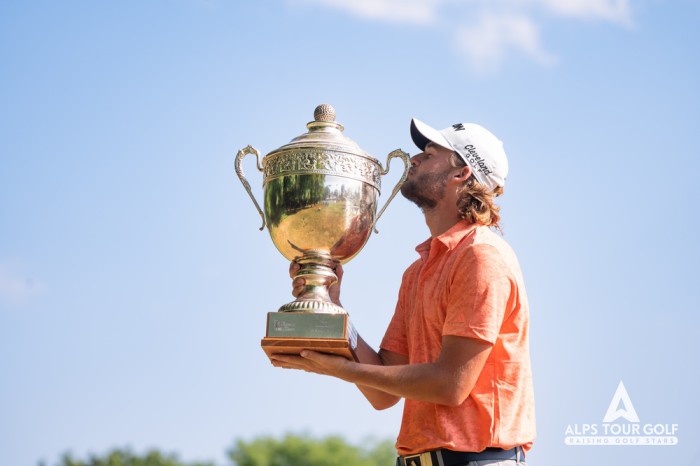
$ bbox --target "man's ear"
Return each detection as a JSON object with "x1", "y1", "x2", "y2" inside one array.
[{"x1": 453, "y1": 165, "x2": 471, "y2": 182}]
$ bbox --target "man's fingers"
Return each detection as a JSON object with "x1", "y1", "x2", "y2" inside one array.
[
  {"x1": 292, "y1": 277, "x2": 305, "y2": 298},
  {"x1": 270, "y1": 354, "x2": 305, "y2": 368},
  {"x1": 289, "y1": 261, "x2": 301, "y2": 278},
  {"x1": 300, "y1": 350, "x2": 349, "y2": 370},
  {"x1": 270, "y1": 353, "x2": 323, "y2": 374},
  {"x1": 299, "y1": 350, "x2": 326, "y2": 363}
]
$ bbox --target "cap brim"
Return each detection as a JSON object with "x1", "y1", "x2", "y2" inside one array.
[{"x1": 410, "y1": 118, "x2": 454, "y2": 152}]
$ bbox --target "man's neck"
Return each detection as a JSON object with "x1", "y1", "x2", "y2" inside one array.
[{"x1": 422, "y1": 203, "x2": 464, "y2": 237}]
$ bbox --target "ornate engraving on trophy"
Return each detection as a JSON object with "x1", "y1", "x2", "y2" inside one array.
[{"x1": 264, "y1": 149, "x2": 382, "y2": 188}]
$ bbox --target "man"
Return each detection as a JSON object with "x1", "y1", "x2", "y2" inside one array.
[{"x1": 271, "y1": 117, "x2": 536, "y2": 466}]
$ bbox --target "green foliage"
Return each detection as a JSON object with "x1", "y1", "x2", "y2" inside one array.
[
  {"x1": 228, "y1": 434, "x2": 395, "y2": 466},
  {"x1": 42, "y1": 447, "x2": 214, "y2": 466},
  {"x1": 41, "y1": 434, "x2": 395, "y2": 466}
]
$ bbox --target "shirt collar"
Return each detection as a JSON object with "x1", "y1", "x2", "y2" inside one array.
[{"x1": 415, "y1": 220, "x2": 478, "y2": 260}]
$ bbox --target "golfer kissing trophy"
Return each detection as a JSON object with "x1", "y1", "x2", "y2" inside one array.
[{"x1": 235, "y1": 104, "x2": 410, "y2": 361}]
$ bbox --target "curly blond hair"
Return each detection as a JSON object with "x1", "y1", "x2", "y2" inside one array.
[{"x1": 450, "y1": 153, "x2": 504, "y2": 231}]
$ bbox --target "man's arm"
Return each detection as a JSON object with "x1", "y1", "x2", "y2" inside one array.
[
  {"x1": 352, "y1": 335, "x2": 408, "y2": 410},
  {"x1": 271, "y1": 335, "x2": 492, "y2": 407}
]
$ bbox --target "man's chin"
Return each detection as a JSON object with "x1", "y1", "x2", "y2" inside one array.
[{"x1": 401, "y1": 189, "x2": 437, "y2": 210}]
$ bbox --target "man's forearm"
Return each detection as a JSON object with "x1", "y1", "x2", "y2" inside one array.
[
  {"x1": 353, "y1": 336, "x2": 402, "y2": 410},
  {"x1": 348, "y1": 336, "x2": 462, "y2": 407},
  {"x1": 340, "y1": 360, "x2": 460, "y2": 405},
  {"x1": 340, "y1": 336, "x2": 492, "y2": 406}
]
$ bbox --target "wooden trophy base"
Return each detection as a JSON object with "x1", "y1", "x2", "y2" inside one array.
[{"x1": 261, "y1": 312, "x2": 358, "y2": 362}]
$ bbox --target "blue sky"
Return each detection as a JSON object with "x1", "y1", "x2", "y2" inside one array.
[{"x1": 1, "y1": 1, "x2": 699, "y2": 465}]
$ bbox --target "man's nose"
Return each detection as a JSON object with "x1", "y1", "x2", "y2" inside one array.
[{"x1": 410, "y1": 154, "x2": 422, "y2": 167}]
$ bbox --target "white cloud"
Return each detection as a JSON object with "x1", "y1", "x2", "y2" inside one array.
[
  {"x1": 289, "y1": 0, "x2": 441, "y2": 24},
  {"x1": 0, "y1": 265, "x2": 45, "y2": 307},
  {"x1": 455, "y1": 12, "x2": 557, "y2": 74},
  {"x1": 288, "y1": 0, "x2": 633, "y2": 72}
]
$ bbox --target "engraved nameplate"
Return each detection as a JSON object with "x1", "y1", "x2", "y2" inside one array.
[{"x1": 266, "y1": 312, "x2": 347, "y2": 339}]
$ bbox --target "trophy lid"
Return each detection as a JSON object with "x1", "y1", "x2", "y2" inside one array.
[{"x1": 265, "y1": 104, "x2": 375, "y2": 161}]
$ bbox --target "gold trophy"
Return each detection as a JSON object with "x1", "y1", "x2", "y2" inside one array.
[{"x1": 235, "y1": 104, "x2": 410, "y2": 361}]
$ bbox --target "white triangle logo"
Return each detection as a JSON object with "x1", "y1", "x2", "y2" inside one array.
[{"x1": 603, "y1": 380, "x2": 640, "y2": 423}]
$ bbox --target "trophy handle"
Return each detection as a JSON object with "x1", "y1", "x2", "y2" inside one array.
[
  {"x1": 235, "y1": 145, "x2": 266, "y2": 231},
  {"x1": 372, "y1": 149, "x2": 411, "y2": 234}
]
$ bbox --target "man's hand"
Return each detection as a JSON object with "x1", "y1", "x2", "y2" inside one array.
[
  {"x1": 289, "y1": 260, "x2": 343, "y2": 306},
  {"x1": 269, "y1": 350, "x2": 352, "y2": 378}
]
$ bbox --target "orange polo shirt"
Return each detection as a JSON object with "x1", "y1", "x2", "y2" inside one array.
[{"x1": 380, "y1": 220, "x2": 536, "y2": 455}]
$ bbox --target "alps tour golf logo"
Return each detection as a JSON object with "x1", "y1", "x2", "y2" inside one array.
[{"x1": 565, "y1": 381, "x2": 679, "y2": 446}]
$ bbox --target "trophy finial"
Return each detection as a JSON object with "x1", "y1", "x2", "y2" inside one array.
[{"x1": 314, "y1": 104, "x2": 336, "y2": 122}]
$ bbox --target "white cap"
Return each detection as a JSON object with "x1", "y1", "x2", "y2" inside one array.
[{"x1": 410, "y1": 118, "x2": 509, "y2": 192}]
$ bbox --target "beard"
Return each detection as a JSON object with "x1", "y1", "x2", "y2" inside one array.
[{"x1": 400, "y1": 168, "x2": 450, "y2": 210}]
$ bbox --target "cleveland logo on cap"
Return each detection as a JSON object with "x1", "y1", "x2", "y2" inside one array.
[{"x1": 464, "y1": 145, "x2": 493, "y2": 176}]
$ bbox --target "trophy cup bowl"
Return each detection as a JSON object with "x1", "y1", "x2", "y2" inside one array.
[{"x1": 235, "y1": 104, "x2": 410, "y2": 361}]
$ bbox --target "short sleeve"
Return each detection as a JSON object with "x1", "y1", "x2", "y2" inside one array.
[{"x1": 442, "y1": 244, "x2": 513, "y2": 344}]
